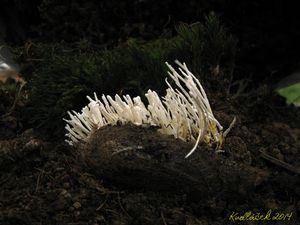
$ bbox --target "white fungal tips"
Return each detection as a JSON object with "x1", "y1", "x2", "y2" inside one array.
[{"x1": 64, "y1": 60, "x2": 234, "y2": 157}]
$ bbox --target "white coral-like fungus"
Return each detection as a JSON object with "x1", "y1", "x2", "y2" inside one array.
[{"x1": 64, "y1": 60, "x2": 235, "y2": 157}]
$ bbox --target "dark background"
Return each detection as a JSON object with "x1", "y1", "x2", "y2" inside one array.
[{"x1": 1, "y1": 0, "x2": 300, "y2": 81}]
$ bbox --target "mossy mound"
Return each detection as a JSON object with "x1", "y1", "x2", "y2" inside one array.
[{"x1": 19, "y1": 13, "x2": 236, "y2": 139}]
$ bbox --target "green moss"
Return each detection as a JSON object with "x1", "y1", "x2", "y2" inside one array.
[
  {"x1": 21, "y1": 12, "x2": 237, "y2": 138},
  {"x1": 170, "y1": 12, "x2": 237, "y2": 90}
]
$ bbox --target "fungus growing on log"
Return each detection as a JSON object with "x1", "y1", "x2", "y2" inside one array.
[{"x1": 64, "y1": 60, "x2": 235, "y2": 157}]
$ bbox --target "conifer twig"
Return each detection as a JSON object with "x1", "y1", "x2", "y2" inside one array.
[{"x1": 259, "y1": 149, "x2": 300, "y2": 175}]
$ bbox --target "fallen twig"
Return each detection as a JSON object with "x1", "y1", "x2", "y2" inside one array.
[
  {"x1": 259, "y1": 149, "x2": 300, "y2": 175},
  {"x1": 161, "y1": 211, "x2": 168, "y2": 225}
]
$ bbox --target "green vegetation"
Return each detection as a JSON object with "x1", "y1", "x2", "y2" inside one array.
[
  {"x1": 19, "y1": 12, "x2": 237, "y2": 138},
  {"x1": 277, "y1": 83, "x2": 300, "y2": 107}
]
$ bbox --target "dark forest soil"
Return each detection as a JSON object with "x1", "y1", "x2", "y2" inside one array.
[{"x1": 0, "y1": 91, "x2": 299, "y2": 225}]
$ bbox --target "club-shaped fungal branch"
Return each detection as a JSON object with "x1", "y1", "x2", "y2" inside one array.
[{"x1": 64, "y1": 60, "x2": 235, "y2": 157}]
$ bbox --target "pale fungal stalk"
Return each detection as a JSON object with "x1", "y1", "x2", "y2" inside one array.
[
  {"x1": 63, "y1": 93, "x2": 151, "y2": 145},
  {"x1": 64, "y1": 60, "x2": 235, "y2": 157}
]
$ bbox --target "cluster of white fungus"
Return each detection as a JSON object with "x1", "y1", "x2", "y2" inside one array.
[{"x1": 64, "y1": 60, "x2": 235, "y2": 158}]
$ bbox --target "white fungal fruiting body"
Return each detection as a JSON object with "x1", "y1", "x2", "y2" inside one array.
[
  {"x1": 63, "y1": 93, "x2": 152, "y2": 145},
  {"x1": 64, "y1": 61, "x2": 234, "y2": 157}
]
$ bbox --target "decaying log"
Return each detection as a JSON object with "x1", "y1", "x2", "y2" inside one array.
[{"x1": 80, "y1": 124, "x2": 269, "y2": 202}]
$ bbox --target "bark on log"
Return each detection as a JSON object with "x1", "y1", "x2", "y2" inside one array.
[{"x1": 80, "y1": 124, "x2": 269, "y2": 202}]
